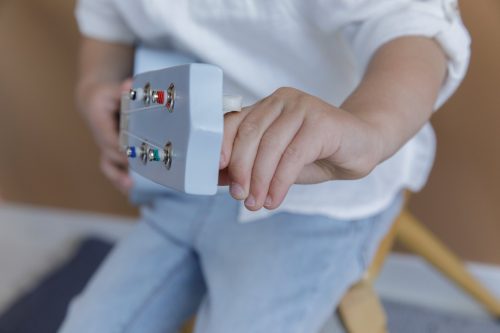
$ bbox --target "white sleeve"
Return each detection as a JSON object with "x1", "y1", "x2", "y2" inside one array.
[
  {"x1": 319, "y1": 0, "x2": 471, "y2": 109},
  {"x1": 75, "y1": 0, "x2": 135, "y2": 44}
]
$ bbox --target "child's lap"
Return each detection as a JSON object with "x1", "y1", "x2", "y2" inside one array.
[
  {"x1": 143, "y1": 189, "x2": 403, "y2": 279},
  {"x1": 61, "y1": 189, "x2": 403, "y2": 333}
]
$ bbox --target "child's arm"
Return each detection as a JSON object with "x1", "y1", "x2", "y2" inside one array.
[
  {"x1": 76, "y1": 37, "x2": 134, "y2": 193},
  {"x1": 342, "y1": 36, "x2": 447, "y2": 163},
  {"x1": 220, "y1": 36, "x2": 447, "y2": 211},
  {"x1": 78, "y1": 37, "x2": 133, "y2": 90}
]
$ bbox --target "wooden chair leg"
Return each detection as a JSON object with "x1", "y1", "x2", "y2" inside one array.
[
  {"x1": 364, "y1": 191, "x2": 413, "y2": 281},
  {"x1": 338, "y1": 280, "x2": 388, "y2": 333},
  {"x1": 396, "y1": 210, "x2": 500, "y2": 318},
  {"x1": 337, "y1": 206, "x2": 405, "y2": 333},
  {"x1": 364, "y1": 217, "x2": 401, "y2": 281},
  {"x1": 180, "y1": 317, "x2": 195, "y2": 333}
]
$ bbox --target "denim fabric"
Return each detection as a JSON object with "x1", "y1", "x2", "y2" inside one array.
[{"x1": 59, "y1": 189, "x2": 403, "y2": 333}]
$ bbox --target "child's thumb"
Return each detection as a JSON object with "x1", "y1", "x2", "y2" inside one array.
[{"x1": 121, "y1": 78, "x2": 133, "y2": 92}]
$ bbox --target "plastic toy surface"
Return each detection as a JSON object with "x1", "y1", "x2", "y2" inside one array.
[{"x1": 120, "y1": 64, "x2": 224, "y2": 195}]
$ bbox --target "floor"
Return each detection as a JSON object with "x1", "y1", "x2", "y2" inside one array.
[
  {"x1": 0, "y1": 202, "x2": 499, "y2": 322},
  {"x1": 0, "y1": 203, "x2": 134, "y2": 313}
]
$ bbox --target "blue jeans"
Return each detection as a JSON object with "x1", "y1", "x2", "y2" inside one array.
[{"x1": 59, "y1": 189, "x2": 403, "y2": 333}]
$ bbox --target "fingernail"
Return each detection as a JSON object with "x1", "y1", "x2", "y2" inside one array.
[
  {"x1": 264, "y1": 195, "x2": 272, "y2": 207},
  {"x1": 245, "y1": 195, "x2": 256, "y2": 208},
  {"x1": 230, "y1": 182, "x2": 245, "y2": 200}
]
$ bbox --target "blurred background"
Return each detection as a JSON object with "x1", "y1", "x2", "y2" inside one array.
[
  {"x1": 0, "y1": 0, "x2": 499, "y2": 332},
  {"x1": 1, "y1": 0, "x2": 498, "y2": 263}
]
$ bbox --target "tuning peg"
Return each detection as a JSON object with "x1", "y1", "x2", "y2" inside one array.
[
  {"x1": 139, "y1": 143, "x2": 149, "y2": 164},
  {"x1": 148, "y1": 148, "x2": 162, "y2": 162},
  {"x1": 163, "y1": 142, "x2": 173, "y2": 170},
  {"x1": 152, "y1": 90, "x2": 165, "y2": 104},
  {"x1": 129, "y1": 88, "x2": 146, "y2": 102},
  {"x1": 150, "y1": 84, "x2": 176, "y2": 111},
  {"x1": 166, "y1": 83, "x2": 175, "y2": 112},
  {"x1": 125, "y1": 146, "x2": 136, "y2": 158}
]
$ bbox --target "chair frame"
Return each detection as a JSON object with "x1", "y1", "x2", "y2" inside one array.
[
  {"x1": 182, "y1": 193, "x2": 500, "y2": 333},
  {"x1": 338, "y1": 194, "x2": 500, "y2": 333}
]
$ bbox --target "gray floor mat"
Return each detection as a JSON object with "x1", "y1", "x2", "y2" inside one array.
[{"x1": 383, "y1": 299, "x2": 500, "y2": 333}]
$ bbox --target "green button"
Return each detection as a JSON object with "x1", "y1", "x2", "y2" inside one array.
[{"x1": 153, "y1": 149, "x2": 160, "y2": 161}]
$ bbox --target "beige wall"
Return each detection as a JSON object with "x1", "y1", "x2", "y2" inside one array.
[
  {"x1": 0, "y1": 1, "x2": 498, "y2": 263},
  {"x1": 409, "y1": 1, "x2": 500, "y2": 265},
  {"x1": 0, "y1": 0, "x2": 137, "y2": 215}
]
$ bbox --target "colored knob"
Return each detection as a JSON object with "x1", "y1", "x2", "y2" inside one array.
[{"x1": 126, "y1": 146, "x2": 136, "y2": 158}]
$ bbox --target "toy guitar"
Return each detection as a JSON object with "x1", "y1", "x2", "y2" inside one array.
[{"x1": 119, "y1": 49, "x2": 242, "y2": 195}]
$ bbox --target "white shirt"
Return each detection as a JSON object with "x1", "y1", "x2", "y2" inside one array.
[{"x1": 76, "y1": 0, "x2": 470, "y2": 222}]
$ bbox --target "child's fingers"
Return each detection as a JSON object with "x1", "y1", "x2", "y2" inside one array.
[
  {"x1": 218, "y1": 168, "x2": 231, "y2": 186},
  {"x1": 295, "y1": 162, "x2": 338, "y2": 185},
  {"x1": 220, "y1": 98, "x2": 268, "y2": 169},
  {"x1": 99, "y1": 84, "x2": 125, "y2": 105},
  {"x1": 87, "y1": 86, "x2": 125, "y2": 152},
  {"x1": 100, "y1": 155, "x2": 132, "y2": 194},
  {"x1": 220, "y1": 110, "x2": 246, "y2": 169},
  {"x1": 227, "y1": 99, "x2": 283, "y2": 201},
  {"x1": 266, "y1": 125, "x2": 321, "y2": 209},
  {"x1": 91, "y1": 116, "x2": 121, "y2": 152},
  {"x1": 246, "y1": 111, "x2": 304, "y2": 210},
  {"x1": 102, "y1": 147, "x2": 128, "y2": 166},
  {"x1": 121, "y1": 78, "x2": 133, "y2": 92}
]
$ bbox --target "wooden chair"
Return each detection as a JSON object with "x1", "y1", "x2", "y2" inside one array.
[
  {"x1": 337, "y1": 194, "x2": 500, "y2": 333},
  {"x1": 182, "y1": 191, "x2": 500, "y2": 333},
  {"x1": 181, "y1": 193, "x2": 500, "y2": 333}
]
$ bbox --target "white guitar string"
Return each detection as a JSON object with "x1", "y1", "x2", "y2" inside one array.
[
  {"x1": 122, "y1": 95, "x2": 243, "y2": 115},
  {"x1": 121, "y1": 131, "x2": 165, "y2": 152},
  {"x1": 121, "y1": 104, "x2": 167, "y2": 115}
]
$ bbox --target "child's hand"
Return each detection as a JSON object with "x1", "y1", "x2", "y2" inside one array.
[
  {"x1": 77, "y1": 79, "x2": 133, "y2": 194},
  {"x1": 219, "y1": 87, "x2": 382, "y2": 211},
  {"x1": 220, "y1": 36, "x2": 448, "y2": 211}
]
